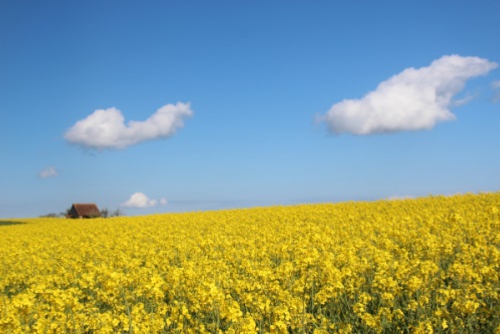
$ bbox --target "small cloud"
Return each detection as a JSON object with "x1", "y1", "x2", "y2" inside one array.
[
  {"x1": 38, "y1": 166, "x2": 59, "y2": 178},
  {"x1": 319, "y1": 55, "x2": 498, "y2": 135},
  {"x1": 64, "y1": 102, "x2": 193, "y2": 150},
  {"x1": 492, "y1": 80, "x2": 500, "y2": 103},
  {"x1": 121, "y1": 192, "x2": 157, "y2": 208},
  {"x1": 121, "y1": 192, "x2": 168, "y2": 208}
]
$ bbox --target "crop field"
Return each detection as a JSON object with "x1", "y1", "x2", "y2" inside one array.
[{"x1": 1, "y1": 193, "x2": 499, "y2": 333}]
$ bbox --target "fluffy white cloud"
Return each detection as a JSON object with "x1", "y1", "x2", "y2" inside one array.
[
  {"x1": 492, "y1": 80, "x2": 500, "y2": 103},
  {"x1": 121, "y1": 192, "x2": 168, "y2": 208},
  {"x1": 38, "y1": 166, "x2": 59, "y2": 178},
  {"x1": 65, "y1": 102, "x2": 193, "y2": 149},
  {"x1": 320, "y1": 55, "x2": 497, "y2": 135},
  {"x1": 122, "y1": 192, "x2": 158, "y2": 208}
]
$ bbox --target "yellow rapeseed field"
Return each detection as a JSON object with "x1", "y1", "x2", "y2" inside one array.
[{"x1": 1, "y1": 192, "x2": 499, "y2": 333}]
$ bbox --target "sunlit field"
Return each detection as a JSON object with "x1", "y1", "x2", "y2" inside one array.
[{"x1": 1, "y1": 193, "x2": 499, "y2": 333}]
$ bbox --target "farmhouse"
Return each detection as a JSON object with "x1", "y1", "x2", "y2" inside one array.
[{"x1": 67, "y1": 203, "x2": 101, "y2": 219}]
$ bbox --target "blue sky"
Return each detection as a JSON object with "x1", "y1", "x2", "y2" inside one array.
[{"x1": 1, "y1": 1, "x2": 499, "y2": 218}]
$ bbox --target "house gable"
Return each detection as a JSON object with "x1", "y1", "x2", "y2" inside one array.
[{"x1": 68, "y1": 203, "x2": 101, "y2": 218}]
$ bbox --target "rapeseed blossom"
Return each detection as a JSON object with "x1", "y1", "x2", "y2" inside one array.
[{"x1": 0, "y1": 192, "x2": 499, "y2": 333}]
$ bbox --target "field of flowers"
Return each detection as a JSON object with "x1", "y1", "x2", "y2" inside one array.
[{"x1": 1, "y1": 192, "x2": 499, "y2": 333}]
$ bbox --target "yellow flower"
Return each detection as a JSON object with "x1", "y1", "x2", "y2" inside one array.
[{"x1": 0, "y1": 192, "x2": 499, "y2": 332}]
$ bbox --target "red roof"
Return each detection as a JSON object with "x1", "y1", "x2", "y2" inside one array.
[{"x1": 68, "y1": 203, "x2": 101, "y2": 218}]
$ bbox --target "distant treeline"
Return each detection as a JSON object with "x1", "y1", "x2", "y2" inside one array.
[{"x1": 39, "y1": 207, "x2": 124, "y2": 218}]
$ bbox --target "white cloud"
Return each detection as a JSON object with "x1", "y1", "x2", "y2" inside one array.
[
  {"x1": 64, "y1": 102, "x2": 193, "y2": 149},
  {"x1": 492, "y1": 80, "x2": 500, "y2": 103},
  {"x1": 38, "y1": 166, "x2": 59, "y2": 178},
  {"x1": 121, "y1": 193, "x2": 169, "y2": 208},
  {"x1": 121, "y1": 192, "x2": 158, "y2": 208},
  {"x1": 320, "y1": 55, "x2": 497, "y2": 135}
]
